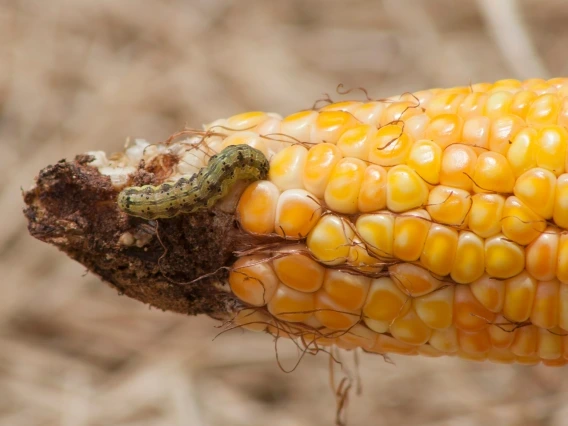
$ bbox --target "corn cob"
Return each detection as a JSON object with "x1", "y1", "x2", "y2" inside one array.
[{"x1": 127, "y1": 78, "x2": 568, "y2": 365}]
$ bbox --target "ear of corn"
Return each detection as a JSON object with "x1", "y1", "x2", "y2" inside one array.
[{"x1": 222, "y1": 78, "x2": 568, "y2": 365}]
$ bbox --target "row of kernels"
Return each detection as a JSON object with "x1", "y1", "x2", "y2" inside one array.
[
  {"x1": 269, "y1": 122, "x2": 566, "y2": 193},
  {"x1": 467, "y1": 271, "x2": 568, "y2": 331},
  {"x1": 212, "y1": 80, "x2": 566, "y2": 153},
  {"x1": 240, "y1": 187, "x2": 568, "y2": 284},
  {"x1": 240, "y1": 173, "x2": 568, "y2": 249},
  {"x1": 264, "y1": 133, "x2": 568, "y2": 220},
  {"x1": 351, "y1": 212, "x2": 524, "y2": 280},
  {"x1": 237, "y1": 182, "x2": 321, "y2": 238},
  {"x1": 232, "y1": 274, "x2": 568, "y2": 363},
  {"x1": 260, "y1": 317, "x2": 568, "y2": 365}
]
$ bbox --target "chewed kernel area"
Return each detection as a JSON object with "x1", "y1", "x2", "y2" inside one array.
[{"x1": 222, "y1": 78, "x2": 568, "y2": 365}]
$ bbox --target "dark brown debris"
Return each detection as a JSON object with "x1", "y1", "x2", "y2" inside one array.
[{"x1": 23, "y1": 155, "x2": 242, "y2": 320}]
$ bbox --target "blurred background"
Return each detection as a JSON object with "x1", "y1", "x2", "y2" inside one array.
[{"x1": 2, "y1": 0, "x2": 568, "y2": 425}]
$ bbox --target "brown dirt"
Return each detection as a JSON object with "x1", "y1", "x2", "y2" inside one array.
[{"x1": 4, "y1": 1, "x2": 568, "y2": 425}]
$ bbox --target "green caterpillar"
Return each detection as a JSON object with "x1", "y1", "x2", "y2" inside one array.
[{"x1": 117, "y1": 145, "x2": 270, "y2": 220}]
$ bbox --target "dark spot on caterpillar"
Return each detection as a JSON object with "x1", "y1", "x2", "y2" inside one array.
[{"x1": 117, "y1": 144, "x2": 269, "y2": 220}]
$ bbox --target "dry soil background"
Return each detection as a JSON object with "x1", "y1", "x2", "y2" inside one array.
[{"x1": 3, "y1": 1, "x2": 568, "y2": 425}]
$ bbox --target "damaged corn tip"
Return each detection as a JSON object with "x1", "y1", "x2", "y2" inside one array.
[{"x1": 227, "y1": 77, "x2": 568, "y2": 366}]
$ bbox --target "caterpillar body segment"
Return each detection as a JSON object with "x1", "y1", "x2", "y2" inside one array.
[{"x1": 117, "y1": 144, "x2": 269, "y2": 219}]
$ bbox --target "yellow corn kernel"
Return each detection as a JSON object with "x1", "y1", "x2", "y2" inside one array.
[
  {"x1": 488, "y1": 114, "x2": 525, "y2": 156},
  {"x1": 272, "y1": 253, "x2": 325, "y2": 293},
  {"x1": 559, "y1": 281, "x2": 568, "y2": 330},
  {"x1": 492, "y1": 79, "x2": 523, "y2": 92},
  {"x1": 536, "y1": 125, "x2": 568, "y2": 175},
  {"x1": 256, "y1": 116, "x2": 282, "y2": 137},
  {"x1": 410, "y1": 89, "x2": 436, "y2": 106},
  {"x1": 389, "y1": 307, "x2": 432, "y2": 346},
  {"x1": 323, "y1": 269, "x2": 371, "y2": 310},
  {"x1": 501, "y1": 196, "x2": 546, "y2": 245},
  {"x1": 363, "y1": 317, "x2": 389, "y2": 334},
  {"x1": 558, "y1": 97, "x2": 568, "y2": 128},
  {"x1": 363, "y1": 276, "x2": 411, "y2": 323},
  {"x1": 458, "y1": 92, "x2": 487, "y2": 119},
  {"x1": 275, "y1": 189, "x2": 321, "y2": 239},
  {"x1": 503, "y1": 272, "x2": 537, "y2": 323},
  {"x1": 312, "y1": 110, "x2": 357, "y2": 144},
  {"x1": 389, "y1": 263, "x2": 442, "y2": 297},
  {"x1": 237, "y1": 180, "x2": 279, "y2": 234},
  {"x1": 314, "y1": 290, "x2": 360, "y2": 330},
  {"x1": 268, "y1": 283, "x2": 315, "y2": 322},
  {"x1": 229, "y1": 256, "x2": 279, "y2": 307},
  {"x1": 320, "y1": 101, "x2": 362, "y2": 113},
  {"x1": 368, "y1": 124, "x2": 413, "y2": 166},
  {"x1": 470, "y1": 274, "x2": 505, "y2": 313},
  {"x1": 451, "y1": 232, "x2": 485, "y2": 284},
  {"x1": 507, "y1": 127, "x2": 538, "y2": 177},
  {"x1": 554, "y1": 174, "x2": 568, "y2": 230},
  {"x1": 269, "y1": 144, "x2": 308, "y2": 190},
  {"x1": 472, "y1": 152, "x2": 515, "y2": 193},
  {"x1": 526, "y1": 228, "x2": 559, "y2": 282},
  {"x1": 352, "y1": 101, "x2": 385, "y2": 125},
  {"x1": 439, "y1": 145, "x2": 477, "y2": 191},
  {"x1": 406, "y1": 139, "x2": 442, "y2": 185},
  {"x1": 413, "y1": 285, "x2": 454, "y2": 329},
  {"x1": 488, "y1": 348, "x2": 516, "y2": 364},
  {"x1": 514, "y1": 167, "x2": 556, "y2": 219},
  {"x1": 526, "y1": 94, "x2": 561, "y2": 127},
  {"x1": 510, "y1": 325, "x2": 538, "y2": 357},
  {"x1": 462, "y1": 116, "x2": 490, "y2": 153},
  {"x1": 392, "y1": 209, "x2": 431, "y2": 261},
  {"x1": 485, "y1": 91, "x2": 513, "y2": 119},
  {"x1": 484, "y1": 234, "x2": 525, "y2": 279},
  {"x1": 530, "y1": 279, "x2": 560, "y2": 329},
  {"x1": 336, "y1": 123, "x2": 374, "y2": 160},
  {"x1": 426, "y1": 185, "x2": 471, "y2": 227},
  {"x1": 357, "y1": 165, "x2": 388, "y2": 213},
  {"x1": 523, "y1": 78, "x2": 552, "y2": 93},
  {"x1": 404, "y1": 113, "x2": 430, "y2": 141},
  {"x1": 458, "y1": 329, "x2": 491, "y2": 355},
  {"x1": 348, "y1": 237, "x2": 383, "y2": 273},
  {"x1": 281, "y1": 110, "x2": 318, "y2": 143},
  {"x1": 226, "y1": 111, "x2": 269, "y2": 131},
  {"x1": 488, "y1": 315, "x2": 517, "y2": 349},
  {"x1": 538, "y1": 328, "x2": 563, "y2": 360},
  {"x1": 306, "y1": 215, "x2": 353, "y2": 265},
  {"x1": 221, "y1": 131, "x2": 269, "y2": 157},
  {"x1": 324, "y1": 158, "x2": 366, "y2": 214},
  {"x1": 511, "y1": 90, "x2": 538, "y2": 119},
  {"x1": 303, "y1": 143, "x2": 343, "y2": 198},
  {"x1": 468, "y1": 194, "x2": 505, "y2": 238},
  {"x1": 454, "y1": 284, "x2": 496, "y2": 332},
  {"x1": 418, "y1": 345, "x2": 445, "y2": 358},
  {"x1": 429, "y1": 327, "x2": 459, "y2": 353},
  {"x1": 386, "y1": 165, "x2": 429, "y2": 213},
  {"x1": 426, "y1": 92, "x2": 466, "y2": 117},
  {"x1": 339, "y1": 324, "x2": 378, "y2": 351},
  {"x1": 559, "y1": 235, "x2": 568, "y2": 287},
  {"x1": 420, "y1": 224, "x2": 459, "y2": 276},
  {"x1": 424, "y1": 113, "x2": 463, "y2": 150},
  {"x1": 356, "y1": 213, "x2": 394, "y2": 258},
  {"x1": 380, "y1": 100, "x2": 422, "y2": 125}
]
